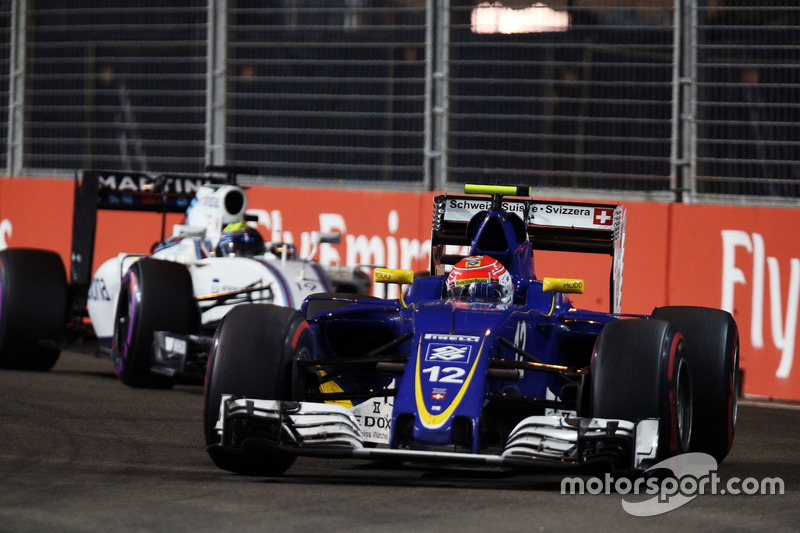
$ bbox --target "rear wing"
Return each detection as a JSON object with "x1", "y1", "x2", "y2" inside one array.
[
  {"x1": 70, "y1": 167, "x2": 256, "y2": 287},
  {"x1": 430, "y1": 193, "x2": 626, "y2": 313}
]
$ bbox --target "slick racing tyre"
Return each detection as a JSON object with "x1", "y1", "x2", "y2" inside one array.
[
  {"x1": 112, "y1": 258, "x2": 199, "y2": 388},
  {"x1": 0, "y1": 248, "x2": 67, "y2": 370},
  {"x1": 652, "y1": 306, "x2": 739, "y2": 463},
  {"x1": 204, "y1": 304, "x2": 311, "y2": 476},
  {"x1": 591, "y1": 318, "x2": 693, "y2": 467}
]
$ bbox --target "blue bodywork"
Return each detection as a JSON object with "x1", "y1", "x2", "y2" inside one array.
[{"x1": 301, "y1": 191, "x2": 621, "y2": 454}]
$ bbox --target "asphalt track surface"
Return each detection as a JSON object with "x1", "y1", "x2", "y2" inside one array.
[{"x1": 1, "y1": 344, "x2": 799, "y2": 533}]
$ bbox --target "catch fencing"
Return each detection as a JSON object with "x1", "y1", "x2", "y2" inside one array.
[{"x1": 1, "y1": 1, "x2": 798, "y2": 204}]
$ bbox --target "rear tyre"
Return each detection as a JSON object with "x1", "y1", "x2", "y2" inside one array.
[
  {"x1": 591, "y1": 318, "x2": 692, "y2": 466},
  {"x1": 652, "y1": 306, "x2": 739, "y2": 463},
  {"x1": 203, "y1": 304, "x2": 311, "y2": 476},
  {"x1": 112, "y1": 258, "x2": 199, "y2": 388},
  {"x1": 0, "y1": 248, "x2": 67, "y2": 370}
]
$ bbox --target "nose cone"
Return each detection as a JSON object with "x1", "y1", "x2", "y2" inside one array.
[{"x1": 392, "y1": 303, "x2": 501, "y2": 451}]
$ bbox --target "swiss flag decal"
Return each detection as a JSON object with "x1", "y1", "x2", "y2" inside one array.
[{"x1": 593, "y1": 208, "x2": 614, "y2": 226}]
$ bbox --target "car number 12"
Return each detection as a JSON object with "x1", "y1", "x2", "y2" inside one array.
[{"x1": 422, "y1": 366, "x2": 466, "y2": 384}]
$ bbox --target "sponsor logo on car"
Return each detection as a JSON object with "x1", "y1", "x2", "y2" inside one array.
[
  {"x1": 96, "y1": 173, "x2": 212, "y2": 194},
  {"x1": 425, "y1": 342, "x2": 474, "y2": 365},
  {"x1": 532, "y1": 204, "x2": 592, "y2": 217},
  {"x1": 423, "y1": 333, "x2": 481, "y2": 342}
]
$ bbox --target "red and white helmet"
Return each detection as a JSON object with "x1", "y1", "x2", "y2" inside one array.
[{"x1": 446, "y1": 256, "x2": 513, "y2": 303}]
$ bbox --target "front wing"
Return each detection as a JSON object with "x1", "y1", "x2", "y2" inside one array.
[{"x1": 209, "y1": 398, "x2": 661, "y2": 472}]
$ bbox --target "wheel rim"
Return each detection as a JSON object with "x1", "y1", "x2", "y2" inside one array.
[
  {"x1": 675, "y1": 357, "x2": 693, "y2": 452},
  {"x1": 113, "y1": 281, "x2": 135, "y2": 377}
]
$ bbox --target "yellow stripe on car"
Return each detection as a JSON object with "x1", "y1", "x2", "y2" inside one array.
[
  {"x1": 318, "y1": 369, "x2": 353, "y2": 409},
  {"x1": 414, "y1": 336, "x2": 486, "y2": 429}
]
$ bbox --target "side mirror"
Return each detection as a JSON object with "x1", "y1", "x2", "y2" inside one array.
[
  {"x1": 374, "y1": 268, "x2": 414, "y2": 285},
  {"x1": 303, "y1": 231, "x2": 342, "y2": 262},
  {"x1": 374, "y1": 268, "x2": 414, "y2": 307},
  {"x1": 542, "y1": 277, "x2": 584, "y2": 294},
  {"x1": 311, "y1": 231, "x2": 342, "y2": 245}
]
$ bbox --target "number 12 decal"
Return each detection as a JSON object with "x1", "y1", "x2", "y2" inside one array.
[{"x1": 422, "y1": 366, "x2": 466, "y2": 384}]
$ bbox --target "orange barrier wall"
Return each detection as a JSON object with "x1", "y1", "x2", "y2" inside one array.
[
  {"x1": 0, "y1": 176, "x2": 796, "y2": 401},
  {"x1": 668, "y1": 204, "x2": 800, "y2": 402}
]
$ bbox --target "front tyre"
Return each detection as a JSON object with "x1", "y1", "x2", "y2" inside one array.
[
  {"x1": 652, "y1": 306, "x2": 739, "y2": 463},
  {"x1": 203, "y1": 304, "x2": 311, "y2": 476},
  {"x1": 0, "y1": 248, "x2": 67, "y2": 370},
  {"x1": 112, "y1": 258, "x2": 199, "y2": 388},
  {"x1": 591, "y1": 318, "x2": 692, "y2": 466}
]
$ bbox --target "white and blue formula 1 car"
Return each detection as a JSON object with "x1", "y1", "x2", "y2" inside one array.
[
  {"x1": 204, "y1": 184, "x2": 739, "y2": 477},
  {"x1": 0, "y1": 168, "x2": 360, "y2": 388}
]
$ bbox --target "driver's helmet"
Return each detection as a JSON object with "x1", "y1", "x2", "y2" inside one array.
[
  {"x1": 446, "y1": 256, "x2": 513, "y2": 303},
  {"x1": 215, "y1": 222, "x2": 265, "y2": 257}
]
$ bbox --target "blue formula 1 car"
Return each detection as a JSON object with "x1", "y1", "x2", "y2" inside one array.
[{"x1": 203, "y1": 185, "x2": 739, "y2": 476}]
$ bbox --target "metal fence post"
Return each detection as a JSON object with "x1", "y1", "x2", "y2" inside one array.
[
  {"x1": 671, "y1": 0, "x2": 699, "y2": 203},
  {"x1": 686, "y1": 0, "x2": 698, "y2": 203},
  {"x1": 206, "y1": 0, "x2": 227, "y2": 168},
  {"x1": 424, "y1": 0, "x2": 449, "y2": 192},
  {"x1": 6, "y1": 0, "x2": 26, "y2": 176}
]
